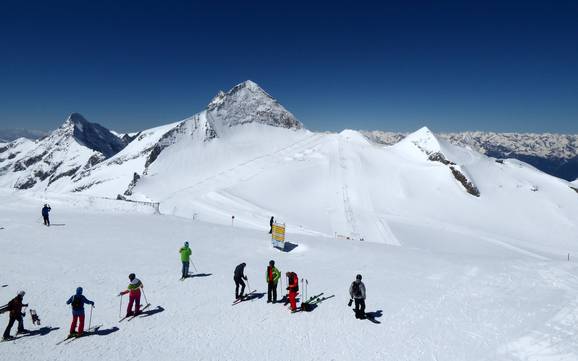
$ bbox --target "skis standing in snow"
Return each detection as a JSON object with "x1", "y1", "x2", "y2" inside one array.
[
  {"x1": 285, "y1": 272, "x2": 299, "y2": 312},
  {"x1": 266, "y1": 260, "x2": 280, "y2": 303},
  {"x1": 118, "y1": 273, "x2": 144, "y2": 317},
  {"x1": 269, "y1": 216, "x2": 274, "y2": 234},
  {"x1": 179, "y1": 241, "x2": 192, "y2": 280},
  {"x1": 41, "y1": 204, "x2": 51, "y2": 226},
  {"x1": 2, "y1": 291, "x2": 29, "y2": 341},
  {"x1": 349, "y1": 274, "x2": 366, "y2": 319},
  {"x1": 233, "y1": 263, "x2": 248, "y2": 300},
  {"x1": 66, "y1": 287, "x2": 95, "y2": 338}
]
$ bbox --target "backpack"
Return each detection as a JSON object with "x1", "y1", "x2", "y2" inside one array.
[
  {"x1": 71, "y1": 295, "x2": 83, "y2": 310},
  {"x1": 351, "y1": 282, "x2": 361, "y2": 297}
]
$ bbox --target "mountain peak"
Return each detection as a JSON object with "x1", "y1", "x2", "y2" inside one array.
[
  {"x1": 60, "y1": 113, "x2": 125, "y2": 158},
  {"x1": 402, "y1": 126, "x2": 441, "y2": 154},
  {"x1": 206, "y1": 80, "x2": 302, "y2": 130}
]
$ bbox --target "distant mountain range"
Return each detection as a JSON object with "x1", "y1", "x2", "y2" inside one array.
[
  {"x1": 0, "y1": 128, "x2": 47, "y2": 143},
  {"x1": 362, "y1": 131, "x2": 578, "y2": 181},
  {"x1": 1, "y1": 84, "x2": 577, "y2": 183}
]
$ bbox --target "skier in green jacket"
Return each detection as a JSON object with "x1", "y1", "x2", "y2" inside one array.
[
  {"x1": 179, "y1": 241, "x2": 192, "y2": 279},
  {"x1": 266, "y1": 260, "x2": 281, "y2": 303}
]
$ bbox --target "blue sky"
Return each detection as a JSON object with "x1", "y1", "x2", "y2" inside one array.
[{"x1": 0, "y1": 0, "x2": 577, "y2": 133}]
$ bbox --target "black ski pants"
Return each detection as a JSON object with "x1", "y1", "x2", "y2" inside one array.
[
  {"x1": 234, "y1": 277, "x2": 245, "y2": 298},
  {"x1": 267, "y1": 282, "x2": 277, "y2": 302},
  {"x1": 354, "y1": 299, "x2": 366, "y2": 319},
  {"x1": 3, "y1": 313, "x2": 24, "y2": 338},
  {"x1": 43, "y1": 215, "x2": 50, "y2": 226}
]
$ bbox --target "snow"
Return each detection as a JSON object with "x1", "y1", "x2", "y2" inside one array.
[
  {"x1": 1, "y1": 80, "x2": 578, "y2": 360},
  {"x1": 1, "y1": 189, "x2": 578, "y2": 361}
]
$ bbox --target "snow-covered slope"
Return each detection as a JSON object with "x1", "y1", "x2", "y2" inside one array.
[
  {"x1": 0, "y1": 113, "x2": 125, "y2": 191},
  {"x1": 1, "y1": 189, "x2": 578, "y2": 361}
]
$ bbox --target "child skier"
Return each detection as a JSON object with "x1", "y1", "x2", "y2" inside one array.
[
  {"x1": 66, "y1": 287, "x2": 94, "y2": 337},
  {"x1": 2, "y1": 291, "x2": 29, "y2": 340},
  {"x1": 349, "y1": 274, "x2": 366, "y2": 319},
  {"x1": 179, "y1": 241, "x2": 192, "y2": 279},
  {"x1": 285, "y1": 272, "x2": 299, "y2": 312},
  {"x1": 118, "y1": 273, "x2": 143, "y2": 317},
  {"x1": 266, "y1": 260, "x2": 280, "y2": 303}
]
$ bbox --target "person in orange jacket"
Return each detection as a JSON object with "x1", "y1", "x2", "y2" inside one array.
[
  {"x1": 118, "y1": 273, "x2": 143, "y2": 317},
  {"x1": 285, "y1": 272, "x2": 299, "y2": 312}
]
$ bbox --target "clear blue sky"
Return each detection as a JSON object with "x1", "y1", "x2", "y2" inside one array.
[{"x1": 0, "y1": 0, "x2": 577, "y2": 133}]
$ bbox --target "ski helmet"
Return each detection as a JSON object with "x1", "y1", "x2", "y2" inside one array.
[
  {"x1": 128, "y1": 273, "x2": 136, "y2": 280},
  {"x1": 356, "y1": 274, "x2": 362, "y2": 280},
  {"x1": 76, "y1": 287, "x2": 83, "y2": 295},
  {"x1": 269, "y1": 260, "x2": 275, "y2": 266},
  {"x1": 184, "y1": 241, "x2": 189, "y2": 247},
  {"x1": 17, "y1": 290, "x2": 25, "y2": 297}
]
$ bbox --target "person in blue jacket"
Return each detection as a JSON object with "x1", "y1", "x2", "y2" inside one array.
[
  {"x1": 41, "y1": 204, "x2": 51, "y2": 226},
  {"x1": 66, "y1": 287, "x2": 94, "y2": 337}
]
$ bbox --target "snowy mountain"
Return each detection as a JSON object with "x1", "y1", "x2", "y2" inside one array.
[
  {"x1": 363, "y1": 130, "x2": 578, "y2": 181},
  {"x1": 0, "y1": 113, "x2": 125, "y2": 191},
  {"x1": 1, "y1": 80, "x2": 577, "y2": 249}
]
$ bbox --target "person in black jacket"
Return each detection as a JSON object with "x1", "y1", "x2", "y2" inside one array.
[
  {"x1": 2, "y1": 291, "x2": 28, "y2": 340},
  {"x1": 42, "y1": 204, "x2": 51, "y2": 226},
  {"x1": 269, "y1": 216, "x2": 274, "y2": 234},
  {"x1": 234, "y1": 263, "x2": 248, "y2": 299}
]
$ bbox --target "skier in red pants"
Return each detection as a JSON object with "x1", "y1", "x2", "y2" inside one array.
[
  {"x1": 118, "y1": 273, "x2": 143, "y2": 317},
  {"x1": 66, "y1": 287, "x2": 94, "y2": 337},
  {"x1": 285, "y1": 271, "x2": 299, "y2": 312}
]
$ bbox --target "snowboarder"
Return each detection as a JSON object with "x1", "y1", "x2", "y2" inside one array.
[
  {"x1": 42, "y1": 204, "x2": 51, "y2": 226},
  {"x1": 2, "y1": 291, "x2": 29, "y2": 340},
  {"x1": 266, "y1": 260, "x2": 280, "y2": 303},
  {"x1": 179, "y1": 241, "x2": 192, "y2": 279},
  {"x1": 234, "y1": 263, "x2": 248, "y2": 299},
  {"x1": 118, "y1": 273, "x2": 143, "y2": 317},
  {"x1": 349, "y1": 274, "x2": 366, "y2": 319},
  {"x1": 66, "y1": 287, "x2": 94, "y2": 337},
  {"x1": 269, "y1": 216, "x2": 274, "y2": 234},
  {"x1": 285, "y1": 271, "x2": 299, "y2": 312}
]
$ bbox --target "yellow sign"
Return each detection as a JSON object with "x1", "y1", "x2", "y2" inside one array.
[{"x1": 272, "y1": 223, "x2": 285, "y2": 249}]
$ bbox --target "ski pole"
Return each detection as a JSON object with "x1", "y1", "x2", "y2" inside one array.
[
  {"x1": 246, "y1": 279, "x2": 252, "y2": 292},
  {"x1": 142, "y1": 289, "x2": 149, "y2": 305},
  {"x1": 119, "y1": 295, "x2": 123, "y2": 318},
  {"x1": 190, "y1": 259, "x2": 198, "y2": 273},
  {"x1": 88, "y1": 306, "x2": 93, "y2": 331}
]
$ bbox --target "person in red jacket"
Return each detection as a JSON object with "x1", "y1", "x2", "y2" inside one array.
[
  {"x1": 118, "y1": 273, "x2": 143, "y2": 317},
  {"x1": 285, "y1": 272, "x2": 299, "y2": 312}
]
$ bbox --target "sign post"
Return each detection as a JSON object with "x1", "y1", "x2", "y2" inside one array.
[{"x1": 271, "y1": 222, "x2": 285, "y2": 250}]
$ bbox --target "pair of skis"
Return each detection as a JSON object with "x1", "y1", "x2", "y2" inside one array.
[
  {"x1": 55, "y1": 324, "x2": 103, "y2": 345},
  {"x1": 118, "y1": 303, "x2": 151, "y2": 322},
  {"x1": 232, "y1": 290, "x2": 257, "y2": 305}
]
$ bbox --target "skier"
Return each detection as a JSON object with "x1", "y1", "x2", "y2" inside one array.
[
  {"x1": 233, "y1": 263, "x2": 248, "y2": 300},
  {"x1": 118, "y1": 273, "x2": 143, "y2": 317},
  {"x1": 285, "y1": 271, "x2": 299, "y2": 312},
  {"x1": 2, "y1": 291, "x2": 29, "y2": 340},
  {"x1": 66, "y1": 287, "x2": 94, "y2": 337},
  {"x1": 179, "y1": 241, "x2": 192, "y2": 279},
  {"x1": 349, "y1": 274, "x2": 366, "y2": 319},
  {"x1": 266, "y1": 260, "x2": 280, "y2": 303},
  {"x1": 269, "y1": 216, "x2": 274, "y2": 234},
  {"x1": 41, "y1": 204, "x2": 51, "y2": 226}
]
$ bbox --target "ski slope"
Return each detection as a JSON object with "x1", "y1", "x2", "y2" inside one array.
[{"x1": 1, "y1": 190, "x2": 578, "y2": 361}]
